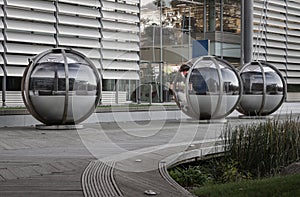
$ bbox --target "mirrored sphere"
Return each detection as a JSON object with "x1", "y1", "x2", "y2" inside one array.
[
  {"x1": 237, "y1": 61, "x2": 286, "y2": 116},
  {"x1": 172, "y1": 56, "x2": 242, "y2": 120},
  {"x1": 22, "y1": 48, "x2": 101, "y2": 125}
]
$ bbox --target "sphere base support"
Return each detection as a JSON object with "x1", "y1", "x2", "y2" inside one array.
[
  {"x1": 238, "y1": 115, "x2": 273, "y2": 120},
  {"x1": 183, "y1": 118, "x2": 227, "y2": 124},
  {"x1": 36, "y1": 124, "x2": 84, "y2": 130}
]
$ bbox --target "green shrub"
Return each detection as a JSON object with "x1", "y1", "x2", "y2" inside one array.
[{"x1": 169, "y1": 166, "x2": 213, "y2": 187}]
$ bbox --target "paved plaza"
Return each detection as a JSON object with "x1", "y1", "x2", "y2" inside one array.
[{"x1": 0, "y1": 103, "x2": 299, "y2": 197}]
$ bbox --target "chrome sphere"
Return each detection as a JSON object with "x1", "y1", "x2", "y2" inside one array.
[
  {"x1": 22, "y1": 48, "x2": 101, "y2": 125},
  {"x1": 172, "y1": 56, "x2": 242, "y2": 120},
  {"x1": 237, "y1": 61, "x2": 286, "y2": 116}
]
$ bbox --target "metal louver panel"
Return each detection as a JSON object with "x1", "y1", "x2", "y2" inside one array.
[
  {"x1": 6, "y1": 55, "x2": 33, "y2": 65},
  {"x1": 287, "y1": 36, "x2": 300, "y2": 44},
  {"x1": 73, "y1": 48, "x2": 101, "y2": 59},
  {"x1": 286, "y1": 50, "x2": 300, "y2": 57},
  {"x1": 268, "y1": 0, "x2": 286, "y2": 6},
  {"x1": 102, "y1": 1, "x2": 139, "y2": 13},
  {"x1": 58, "y1": 37, "x2": 101, "y2": 48},
  {"x1": 102, "y1": 11, "x2": 139, "y2": 23},
  {"x1": 287, "y1": 43, "x2": 300, "y2": 50},
  {"x1": 102, "y1": 21, "x2": 139, "y2": 32},
  {"x1": 58, "y1": 25, "x2": 101, "y2": 38},
  {"x1": 6, "y1": 8, "x2": 56, "y2": 23},
  {"x1": 58, "y1": 0, "x2": 101, "y2": 7},
  {"x1": 266, "y1": 26, "x2": 286, "y2": 34},
  {"x1": 102, "y1": 60, "x2": 139, "y2": 71},
  {"x1": 6, "y1": 43, "x2": 52, "y2": 54},
  {"x1": 267, "y1": 4, "x2": 286, "y2": 12},
  {"x1": 6, "y1": 20, "x2": 56, "y2": 33},
  {"x1": 58, "y1": 3, "x2": 100, "y2": 17},
  {"x1": 0, "y1": 66, "x2": 25, "y2": 77},
  {"x1": 102, "y1": 41, "x2": 139, "y2": 51},
  {"x1": 102, "y1": 31, "x2": 139, "y2": 42},
  {"x1": 287, "y1": 64, "x2": 300, "y2": 71},
  {"x1": 7, "y1": 0, "x2": 56, "y2": 11},
  {"x1": 287, "y1": 57, "x2": 300, "y2": 64},
  {"x1": 266, "y1": 34, "x2": 285, "y2": 41},
  {"x1": 102, "y1": 70, "x2": 139, "y2": 80},
  {"x1": 287, "y1": 8, "x2": 300, "y2": 16},
  {"x1": 287, "y1": 29, "x2": 300, "y2": 36},
  {"x1": 6, "y1": 32, "x2": 56, "y2": 44},
  {"x1": 266, "y1": 48, "x2": 285, "y2": 55},
  {"x1": 58, "y1": 15, "x2": 101, "y2": 28},
  {"x1": 266, "y1": 55, "x2": 286, "y2": 63},
  {"x1": 102, "y1": 50, "x2": 139, "y2": 61}
]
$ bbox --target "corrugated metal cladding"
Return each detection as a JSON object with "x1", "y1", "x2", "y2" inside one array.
[
  {"x1": 253, "y1": 0, "x2": 300, "y2": 85},
  {"x1": 0, "y1": 0, "x2": 140, "y2": 79}
]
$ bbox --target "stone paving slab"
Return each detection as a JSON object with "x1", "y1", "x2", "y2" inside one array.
[
  {"x1": 0, "y1": 109, "x2": 299, "y2": 197},
  {"x1": 0, "y1": 169, "x2": 85, "y2": 197}
]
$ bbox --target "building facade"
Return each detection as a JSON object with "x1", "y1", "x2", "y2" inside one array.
[
  {"x1": 252, "y1": 0, "x2": 300, "y2": 100},
  {"x1": 141, "y1": 0, "x2": 300, "y2": 101},
  {"x1": 0, "y1": 0, "x2": 140, "y2": 106}
]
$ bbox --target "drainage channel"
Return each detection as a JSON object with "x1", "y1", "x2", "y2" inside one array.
[{"x1": 82, "y1": 160, "x2": 123, "y2": 197}]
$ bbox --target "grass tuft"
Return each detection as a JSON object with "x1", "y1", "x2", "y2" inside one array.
[{"x1": 224, "y1": 116, "x2": 300, "y2": 177}]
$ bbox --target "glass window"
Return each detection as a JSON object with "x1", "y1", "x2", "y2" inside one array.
[
  {"x1": 103, "y1": 79, "x2": 116, "y2": 91},
  {"x1": 223, "y1": 0, "x2": 241, "y2": 33},
  {"x1": 0, "y1": 77, "x2": 22, "y2": 91}
]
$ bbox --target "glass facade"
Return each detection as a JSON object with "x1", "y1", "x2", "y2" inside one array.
[{"x1": 141, "y1": 0, "x2": 242, "y2": 103}]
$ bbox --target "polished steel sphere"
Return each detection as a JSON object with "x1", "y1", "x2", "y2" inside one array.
[
  {"x1": 172, "y1": 56, "x2": 242, "y2": 120},
  {"x1": 22, "y1": 48, "x2": 101, "y2": 125},
  {"x1": 237, "y1": 61, "x2": 286, "y2": 116}
]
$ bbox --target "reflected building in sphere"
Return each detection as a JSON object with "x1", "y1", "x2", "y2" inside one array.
[
  {"x1": 172, "y1": 56, "x2": 242, "y2": 120},
  {"x1": 237, "y1": 61, "x2": 286, "y2": 116},
  {"x1": 22, "y1": 48, "x2": 101, "y2": 126}
]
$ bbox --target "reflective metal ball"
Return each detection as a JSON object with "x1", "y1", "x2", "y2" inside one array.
[
  {"x1": 22, "y1": 48, "x2": 101, "y2": 125},
  {"x1": 172, "y1": 56, "x2": 242, "y2": 120},
  {"x1": 237, "y1": 61, "x2": 286, "y2": 116}
]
